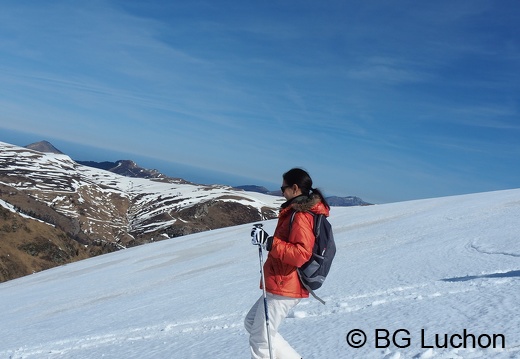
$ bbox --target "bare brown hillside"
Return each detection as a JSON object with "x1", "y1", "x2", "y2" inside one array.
[{"x1": 0, "y1": 206, "x2": 100, "y2": 282}]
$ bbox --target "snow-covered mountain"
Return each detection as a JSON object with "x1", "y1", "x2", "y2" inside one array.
[
  {"x1": 0, "y1": 188, "x2": 518, "y2": 358},
  {"x1": 0, "y1": 141, "x2": 283, "y2": 238},
  {"x1": 0, "y1": 141, "x2": 284, "y2": 281}
]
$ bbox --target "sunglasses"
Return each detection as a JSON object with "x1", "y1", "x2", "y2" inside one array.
[{"x1": 280, "y1": 185, "x2": 290, "y2": 193}]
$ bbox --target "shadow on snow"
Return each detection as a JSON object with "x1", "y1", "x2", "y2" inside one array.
[{"x1": 442, "y1": 270, "x2": 520, "y2": 282}]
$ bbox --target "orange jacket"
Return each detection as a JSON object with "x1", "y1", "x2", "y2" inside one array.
[{"x1": 262, "y1": 194, "x2": 330, "y2": 298}]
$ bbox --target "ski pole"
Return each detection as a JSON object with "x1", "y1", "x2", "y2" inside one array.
[{"x1": 254, "y1": 223, "x2": 274, "y2": 359}]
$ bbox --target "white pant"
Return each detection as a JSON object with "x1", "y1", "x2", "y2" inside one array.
[{"x1": 244, "y1": 293, "x2": 302, "y2": 359}]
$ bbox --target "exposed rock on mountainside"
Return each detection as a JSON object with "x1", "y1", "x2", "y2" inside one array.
[
  {"x1": 0, "y1": 141, "x2": 283, "y2": 282},
  {"x1": 25, "y1": 140, "x2": 64, "y2": 154}
]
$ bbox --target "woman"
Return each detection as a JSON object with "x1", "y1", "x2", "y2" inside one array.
[{"x1": 245, "y1": 168, "x2": 330, "y2": 359}]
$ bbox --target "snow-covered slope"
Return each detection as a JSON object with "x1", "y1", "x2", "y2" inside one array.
[{"x1": 1, "y1": 189, "x2": 519, "y2": 358}]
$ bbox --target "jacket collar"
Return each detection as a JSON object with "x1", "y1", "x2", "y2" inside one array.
[
  {"x1": 281, "y1": 194, "x2": 308, "y2": 209},
  {"x1": 280, "y1": 194, "x2": 329, "y2": 217}
]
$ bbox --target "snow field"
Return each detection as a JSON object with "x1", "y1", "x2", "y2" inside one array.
[{"x1": 1, "y1": 189, "x2": 519, "y2": 358}]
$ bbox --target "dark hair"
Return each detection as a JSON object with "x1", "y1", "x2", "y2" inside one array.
[{"x1": 283, "y1": 168, "x2": 330, "y2": 209}]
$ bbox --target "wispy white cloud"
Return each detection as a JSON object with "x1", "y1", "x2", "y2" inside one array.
[
  {"x1": 345, "y1": 57, "x2": 432, "y2": 85},
  {"x1": 451, "y1": 106, "x2": 520, "y2": 130}
]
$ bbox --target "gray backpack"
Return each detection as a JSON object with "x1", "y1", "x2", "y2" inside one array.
[{"x1": 290, "y1": 211, "x2": 336, "y2": 304}]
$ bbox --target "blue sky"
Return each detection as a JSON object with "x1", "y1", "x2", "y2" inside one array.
[{"x1": 1, "y1": 0, "x2": 519, "y2": 204}]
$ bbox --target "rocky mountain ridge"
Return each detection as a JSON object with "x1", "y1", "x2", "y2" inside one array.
[{"x1": 76, "y1": 160, "x2": 174, "y2": 181}]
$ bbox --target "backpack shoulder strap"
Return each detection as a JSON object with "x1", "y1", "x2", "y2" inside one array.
[{"x1": 290, "y1": 210, "x2": 317, "y2": 232}]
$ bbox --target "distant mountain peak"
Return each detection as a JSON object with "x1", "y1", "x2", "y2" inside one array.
[
  {"x1": 25, "y1": 140, "x2": 64, "y2": 154},
  {"x1": 76, "y1": 159, "x2": 166, "y2": 179},
  {"x1": 233, "y1": 185, "x2": 270, "y2": 194},
  {"x1": 326, "y1": 195, "x2": 372, "y2": 207}
]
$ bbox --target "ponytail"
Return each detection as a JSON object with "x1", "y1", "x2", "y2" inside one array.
[{"x1": 310, "y1": 187, "x2": 330, "y2": 210}]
